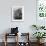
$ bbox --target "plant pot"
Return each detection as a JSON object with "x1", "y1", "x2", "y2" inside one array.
[
  {"x1": 37, "y1": 39, "x2": 40, "y2": 43},
  {"x1": 40, "y1": 38, "x2": 45, "y2": 43},
  {"x1": 37, "y1": 39, "x2": 45, "y2": 44}
]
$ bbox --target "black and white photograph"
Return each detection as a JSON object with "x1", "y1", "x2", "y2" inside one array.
[{"x1": 12, "y1": 6, "x2": 24, "y2": 21}]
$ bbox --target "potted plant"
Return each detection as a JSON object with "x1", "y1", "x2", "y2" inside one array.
[{"x1": 33, "y1": 32, "x2": 46, "y2": 43}]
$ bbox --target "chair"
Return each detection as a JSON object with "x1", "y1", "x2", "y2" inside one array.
[
  {"x1": 4, "y1": 33, "x2": 18, "y2": 46},
  {"x1": 18, "y1": 33, "x2": 30, "y2": 46},
  {"x1": 4, "y1": 27, "x2": 19, "y2": 46}
]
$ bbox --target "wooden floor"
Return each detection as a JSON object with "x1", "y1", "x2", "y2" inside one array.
[{"x1": 0, "y1": 42, "x2": 46, "y2": 46}]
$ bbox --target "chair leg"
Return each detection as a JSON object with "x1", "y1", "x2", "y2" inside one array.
[
  {"x1": 4, "y1": 41, "x2": 7, "y2": 46},
  {"x1": 4, "y1": 33, "x2": 7, "y2": 46}
]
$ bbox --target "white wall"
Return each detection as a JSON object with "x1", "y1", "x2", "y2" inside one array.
[{"x1": 0, "y1": 0, "x2": 36, "y2": 42}]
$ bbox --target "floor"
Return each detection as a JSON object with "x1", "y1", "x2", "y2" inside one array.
[{"x1": 0, "y1": 42, "x2": 46, "y2": 46}]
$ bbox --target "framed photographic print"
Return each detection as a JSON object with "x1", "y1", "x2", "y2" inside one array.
[
  {"x1": 12, "y1": 6, "x2": 24, "y2": 21},
  {"x1": 36, "y1": 0, "x2": 46, "y2": 26},
  {"x1": 37, "y1": 0, "x2": 46, "y2": 20}
]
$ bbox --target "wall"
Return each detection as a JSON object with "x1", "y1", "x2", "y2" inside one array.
[{"x1": 0, "y1": 0, "x2": 36, "y2": 42}]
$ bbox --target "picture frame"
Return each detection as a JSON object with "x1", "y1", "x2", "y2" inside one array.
[
  {"x1": 12, "y1": 6, "x2": 24, "y2": 21},
  {"x1": 36, "y1": 0, "x2": 46, "y2": 25},
  {"x1": 37, "y1": 0, "x2": 46, "y2": 20}
]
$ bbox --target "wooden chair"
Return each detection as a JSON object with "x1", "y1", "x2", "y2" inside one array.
[
  {"x1": 4, "y1": 33, "x2": 18, "y2": 46},
  {"x1": 18, "y1": 33, "x2": 30, "y2": 46}
]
